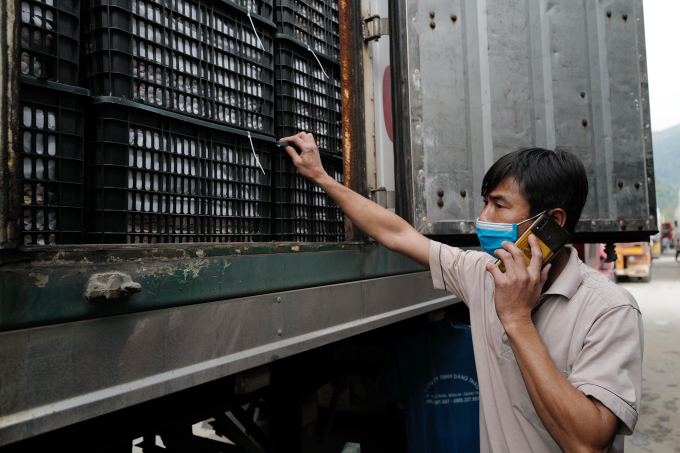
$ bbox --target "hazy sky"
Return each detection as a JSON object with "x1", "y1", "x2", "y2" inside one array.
[{"x1": 645, "y1": 0, "x2": 680, "y2": 132}]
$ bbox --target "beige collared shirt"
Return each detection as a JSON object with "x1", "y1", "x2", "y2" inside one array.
[{"x1": 429, "y1": 241, "x2": 643, "y2": 452}]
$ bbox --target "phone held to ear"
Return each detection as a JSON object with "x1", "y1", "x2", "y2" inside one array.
[{"x1": 496, "y1": 214, "x2": 571, "y2": 273}]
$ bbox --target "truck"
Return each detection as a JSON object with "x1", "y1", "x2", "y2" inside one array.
[
  {"x1": 0, "y1": 0, "x2": 658, "y2": 451},
  {"x1": 614, "y1": 242, "x2": 653, "y2": 282}
]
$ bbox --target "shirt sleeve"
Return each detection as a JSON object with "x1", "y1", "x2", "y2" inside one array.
[
  {"x1": 428, "y1": 240, "x2": 492, "y2": 305},
  {"x1": 567, "y1": 305, "x2": 644, "y2": 435}
]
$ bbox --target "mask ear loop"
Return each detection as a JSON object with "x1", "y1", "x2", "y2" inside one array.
[
  {"x1": 517, "y1": 210, "x2": 548, "y2": 226},
  {"x1": 247, "y1": 11, "x2": 266, "y2": 51},
  {"x1": 308, "y1": 45, "x2": 330, "y2": 79},
  {"x1": 247, "y1": 131, "x2": 266, "y2": 175}
]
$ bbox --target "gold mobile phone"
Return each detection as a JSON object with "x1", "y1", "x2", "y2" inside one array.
[{"x1": 496, "y1": 214, "x2": 571, "y2": 273}]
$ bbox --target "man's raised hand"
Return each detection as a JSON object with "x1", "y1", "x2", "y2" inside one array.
[{"x1": 280, "y1": 132, "x2": 327, "y2": 184}]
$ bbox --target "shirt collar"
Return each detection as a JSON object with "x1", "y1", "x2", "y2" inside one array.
[{"x1": 541, "y1": 247, "x2": 583, "y2": 300}]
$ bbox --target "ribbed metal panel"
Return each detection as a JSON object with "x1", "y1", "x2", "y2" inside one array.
[{"x1": 393, "y1": 0, "x2": 655, "y2": 242}]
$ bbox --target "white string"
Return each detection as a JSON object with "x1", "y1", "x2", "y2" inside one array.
[
  {"x1": 308, "y1": 45, "x2": 330, "y2": 79},
  {"x1": 247, "y1": 11, "x2": 265, "y2": 51},
  {"x1": 248, "y1": 131, "x2": 266, "y2": 175}
]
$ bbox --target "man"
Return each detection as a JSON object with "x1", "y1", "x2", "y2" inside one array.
[{"x1": 280, "y1": 133, "x2": 643, "y2": 452}]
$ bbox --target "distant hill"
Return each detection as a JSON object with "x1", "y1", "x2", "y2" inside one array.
[{"x1": 652, "y1": 124, "x2": 680, "y2": 221}]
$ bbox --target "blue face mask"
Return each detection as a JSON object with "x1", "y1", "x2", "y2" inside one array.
[{"x1": 475, "y1": 212, "x2": 545, "y2": 258}]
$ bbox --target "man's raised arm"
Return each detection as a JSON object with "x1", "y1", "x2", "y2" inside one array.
[{"x1": 281, "y1": 133, "x2": 430, "y2": 268}]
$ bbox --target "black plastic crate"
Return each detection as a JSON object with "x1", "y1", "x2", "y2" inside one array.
[
  {"x1": 19, "y1": 77, "x2": 90, "y2": 245},
  {"x1": 19, "y1": 0, "x2": 80, "y2": 85},
  {"x1": 274, "y1": 0, "x2": 338, "y2": 60},
  {"x1": 271, "y1": 146, "x2": 343, "y2": 242},
  {"x1": 274, "y1": 34, "x2": 341, "y2": 155},
  {"x1": 232, "y1": 0, "x2": 273, "y2": 22},
  {"x1": 80, "y1": 0, "x2": 276, "y2": 135},
  {"x1": 86, "y1": 97, "x2": 273, "y2": 244}
]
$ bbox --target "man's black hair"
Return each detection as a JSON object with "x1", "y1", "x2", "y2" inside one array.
[{"x1": 480, "y1": 148, "x2": 588, "y2": 236}]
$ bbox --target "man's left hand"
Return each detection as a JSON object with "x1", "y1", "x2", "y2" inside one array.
[{"x1": 485, "y1": 235, "x2": 551, "y2": 327}]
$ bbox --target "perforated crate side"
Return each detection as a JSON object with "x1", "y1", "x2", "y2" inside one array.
[
  {"x1": 231, "y1": 0, "x2": 273, "y2": 22},
  {"x1": 274, "y1": 36, "x2": 341, "y2": 155},
  {"x1": 273, "y1": 0, "x2": 338, "y2": 60},
  {"x1": 271, "y1": 147, "x2": 343, "y2": 242},
  {"x1": 86, "y1": 98, "x2": 273, "y2": 244},
  {"x1": 19, "y1": 78, "x2": 90, "y2": 245},
  {"x1": 19, "y1": 0, "x2": 80, "y2": 85},
  {"x1": 80, "y1": 0, "x2": 275, "y2": 135}
]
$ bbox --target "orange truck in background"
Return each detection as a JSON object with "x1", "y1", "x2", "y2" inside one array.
[{"x1": 615, "y1": 242, "x2": 652, "y2": 283}]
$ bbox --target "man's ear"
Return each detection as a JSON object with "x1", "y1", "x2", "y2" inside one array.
[{"x1": 548, "y1": 208, "x2": 567, "y2": 228}]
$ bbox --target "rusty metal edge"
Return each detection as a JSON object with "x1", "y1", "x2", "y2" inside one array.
[
  {"x1": 635, "y1": 0, "x2": 657, "y2": 226},
  {"x1": 388, "y1": 0, "x2": 414, "y2": 225},
  {"x1": 0, "y1": 0, "x2": 21, "y2": 248},
  {"x1": 339, "y1": 0, "x2": 368, "y2": 242}
]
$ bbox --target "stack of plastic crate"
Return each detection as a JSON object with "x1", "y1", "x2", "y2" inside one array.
[
  {"x1": 19, "y1": 78, "x2": 90, "y2": 246},
  {"x1": 19, "y1": 0, "x2": 89, "y2": 245},
  {"x1": 271, "y1": 146, "x2": 343, "y2": 242},
  {"x1": 271, "y1": 0, "x2": 343, "y2": 242},
  {"x1": 86, "y1": 98, "x2": 274, "y2": 244},
  {"x1": 80, "y1": 0, "x2": 276, "y2": 134},
  {"x1": 76, "y1": 0, "x2": 277, "y2": 244},
  {"x1": 271, "y1": 38, "x2": 342, "y2": 240},
  {"x1": 20, "y1": 0, "x2": 81, "y2": 84},
  {"x1": 274, "y1": 0, "x2": 338, "y2": 60}
]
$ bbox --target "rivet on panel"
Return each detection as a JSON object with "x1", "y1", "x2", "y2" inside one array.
[
  {"x1": 606, "y1": 11, "x2": 612, "y2": 18},
  {"x1": 437, "y1": 190, "x2": 444, "y2": 197},
  {"x1": 422, "y1": 216, "x2": 427, "y2": 222},
  {"x1": 430, "y1": 21, "x2": 436, "y2": 29},
  {"x1": 580, "y1": 91, "x2": 586, "y2": 98},
  {"x1": 623, "y1": 13, "x2": 628, "y2": 21},
  {"x1": 418, "y1": 169, "x2": 424, "y2": 176},
  {"x1": 414, "y1": 69, "x2": 420, "y2": 74},
  {"x1": 582, "y1": 119, "x2": 588, "y2": 127},
  {"x1": 451, "y1": 14, "x2": 457, "y2": 22},
  {"x1": 277, "y1": 329, "x2": 283, "y2": 336},
  {"x1": 637, "y1": 223, "x2": 643, "y2": 230},
  {"x1": 277, "y1": 297, "x2": 282, "y2": 303},
  {"x1": 460, "y1": 190, "x2": 467, "y2": 197},
  {"x1": 429, "y1": 11, "x2": 435, "y2": 18},
  {"x1": 437, "y1": 200, "x2": 444, "y2": 207},
  {"x1": 591, "y1": 221, "x2": 596, "y2": 227},
  {"x1": 634, "y1": 181, "x2": 641, "y2": 189},
  {"x1": 617, "y1": 180, "x2": 624, "y2": 189},
  {"x1": 428, "y1": 223, "x2": 433, "y2": 229}
]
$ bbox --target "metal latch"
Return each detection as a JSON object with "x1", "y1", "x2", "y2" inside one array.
[
  {"x1": 370, "y1": 187, "x2": 395, "y2": 209},
  {"x1": 364, "y1": 15, "x2": 389, "y2": 42}
]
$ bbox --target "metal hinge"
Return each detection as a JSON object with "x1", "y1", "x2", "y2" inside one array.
[
  {"x1": 370, "y1": 187, "x2": 395, "y2": 209},
  {"x1": 364, "y1": 15, "x2": 389, "y2": 42}
]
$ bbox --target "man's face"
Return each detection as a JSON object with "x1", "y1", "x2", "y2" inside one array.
[{"x1": 479, "y1": 176, "x2": 534, "y2": 237}]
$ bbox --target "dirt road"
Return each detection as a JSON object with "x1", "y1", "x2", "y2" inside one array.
[{"x1": 621, "y1": 253, "x2": 680, "y2": 452}]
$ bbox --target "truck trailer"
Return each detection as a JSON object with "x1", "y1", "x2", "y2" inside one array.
[{"x1": 0, "y1": 0, "x2": 658, "y2": 451}]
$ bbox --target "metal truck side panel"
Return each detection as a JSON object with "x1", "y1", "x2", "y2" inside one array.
[
  {"x1": 0, "y1": 243, "x2": 424, "y2": 330},
  {"x1": 392, "y1": 0, "x2": 656, "y2": 243},
  {"x1": 0, "y1": 271, "x2": 456, "y2": 447}
]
